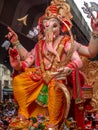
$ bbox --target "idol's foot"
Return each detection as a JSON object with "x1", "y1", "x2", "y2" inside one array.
[
  {"x1": 18, "y1": 113, "x2": 27, "y2": 120},
  {"x1": 46, "y1": 124, "x2": 58, "y2": 130},
  {"x1": 47, "y1": 128, "x2": 58, "y2": 130}
]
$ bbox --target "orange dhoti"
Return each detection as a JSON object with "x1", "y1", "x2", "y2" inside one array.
[{"x1": 13, "y1": 68, "x2": 66, "y2": 125}]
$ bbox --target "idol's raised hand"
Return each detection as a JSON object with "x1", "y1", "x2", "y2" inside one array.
[
  {"x1": 9, "y1": 48, "x2": 20, "y2": 69},
  {"x1": 5, "y1": 27, "x2": 19, "y2": 45},
  {"x1": 91, "y1": 13, "x2": 98, "y2": 31}
]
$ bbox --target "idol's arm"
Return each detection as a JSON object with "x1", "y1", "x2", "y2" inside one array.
[
  {"x1": 9, "y1": 47, "x2": 35, "y2": 71},
  {"x1": 75, "y1": 33, "x2": 98, "y2": 58},
  {"x1": 76, "y1": 15, "x2": 98, "y2": 58},
  {"x1": 12, "y1": 41, "x2": 28, "y2": 60},
  {"x1": 6, "y1": 27, "x2": 28, "y2": 60},
  {"x1": 88, "y1": 31, "x2": 98, "y2": 57}
]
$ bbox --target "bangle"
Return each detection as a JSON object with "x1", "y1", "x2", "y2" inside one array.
[
  {"x1": 12, "y1": 40, "x2": 20, "y2": 47},
  {"x1": 12, "y1": 41, "x2": 22, "y2": 48},
  {"x1": 92, "y1": 32, "x2": 98, "y2": 39}
]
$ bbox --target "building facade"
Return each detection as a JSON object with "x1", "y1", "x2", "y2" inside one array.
[{"x1": 0, "y1": 64, "x2": 12, "y2": 101}]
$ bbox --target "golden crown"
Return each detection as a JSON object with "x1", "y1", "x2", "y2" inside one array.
[{"x1": 44, "y1": 0, "x2": 73, "y2": 21}]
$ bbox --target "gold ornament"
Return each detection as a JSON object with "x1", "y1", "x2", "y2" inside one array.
[
  {"x1": 44, "y1": 0, "x2": 72, "y2": 27},
  {"x1": 17, "y1": 14, "x2": 28, "y2": 26}
]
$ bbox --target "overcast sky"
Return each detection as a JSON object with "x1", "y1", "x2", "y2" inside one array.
[{"x1": 73, "y1": 0, "x2": 98, "y2": 30}]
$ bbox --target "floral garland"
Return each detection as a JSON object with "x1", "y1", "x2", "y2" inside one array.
[
  {"x1": 9, "y1": 114, "x2": 47, "y2": 130},
  {"x1": 8, "y1": 115, "x2": 77, "y2": 130}
]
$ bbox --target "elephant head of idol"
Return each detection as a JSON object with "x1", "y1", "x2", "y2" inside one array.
[{"x1": 38, "y1": 0, "x2": 73, "y2": 61}]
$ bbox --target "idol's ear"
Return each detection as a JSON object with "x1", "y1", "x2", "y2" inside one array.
[
  {"x1": 38, "y1": 15, "x2": 44, "y2": 33},
  {"x1": 61, "y1": 19, "x2": 72, "y2": 33}
]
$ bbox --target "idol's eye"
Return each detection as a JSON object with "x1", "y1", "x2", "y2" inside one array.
[
  {"x1": 43, "y1": 25, "x2": 45, "y2": 30},
  {"x1": 53, "y1": 23, "x2": 58, "y2": 28}
]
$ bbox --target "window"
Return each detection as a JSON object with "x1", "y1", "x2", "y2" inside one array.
[
  {"x1": 3, "y1": 67, "x2": 8, "y2": 75},
  {"x1": 4, "y1": 80, "x2": 9, "y2": 88}
]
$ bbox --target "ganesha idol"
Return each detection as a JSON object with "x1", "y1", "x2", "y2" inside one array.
[{"x1": 6, "y1": 0, "x2": 98, "y2": 130}]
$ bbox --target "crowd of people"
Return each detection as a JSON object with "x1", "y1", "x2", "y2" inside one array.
[
  {"x1": 85, "y1": 112, "x2": 98, "y2": 130},
  {"x1": 0, "y1": 99, "x2": 18, "y2": 129},
  {"x1": 0, "y1": 98, "x2": 98, "y2": 129}
]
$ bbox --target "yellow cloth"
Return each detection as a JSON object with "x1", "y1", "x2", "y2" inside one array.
[
  {"x1": 13, "y1": 68, "x2": 65, "y2": 125},
  {"x1": 48, "y1": 80, "x2": 66, "y2": 125}
]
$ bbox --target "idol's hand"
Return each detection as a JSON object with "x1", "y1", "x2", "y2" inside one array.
[
  {"x1": 51, "y1": 67, "x2": 72, "y2": 80},
  {"x1": 5, "y1": 27, "x2": 19, "y2": 46},
  {"x1": 9, "y1": 48, "x2": 20, "y2": 68},
  {"x1": 91, "y1": 13, "x2": 98, "y2": 32}
]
